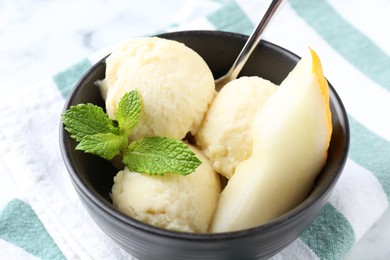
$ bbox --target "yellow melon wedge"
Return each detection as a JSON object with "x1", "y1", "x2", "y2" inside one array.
[{"x1": 210, "y1": 48, "x2": 332, "y2": 232}]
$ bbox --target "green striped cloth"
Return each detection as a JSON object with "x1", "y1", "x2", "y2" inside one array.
[{"x1": 1, "y1": 0, "x2": 389, "y2": 259}]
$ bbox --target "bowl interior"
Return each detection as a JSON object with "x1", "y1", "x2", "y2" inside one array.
[{"x1": 60, "y1": 31, "x2": 349, "y2": 238}]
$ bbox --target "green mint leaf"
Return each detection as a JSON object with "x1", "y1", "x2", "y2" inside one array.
[
  {"x1": 76, "y1": 133, "x2": 127, "y2": 160},
  {"x1": 123, "y1": 137, "x2": 201, "y2": 175},
  {"x1": 116, "y1": 90, "x2": 142, "y2": 136},
  {"x1": 62, "y1": 103, "x2": 119, "y2": 142}
]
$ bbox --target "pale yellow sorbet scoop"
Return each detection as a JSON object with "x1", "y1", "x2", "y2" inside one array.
[
  {"x1": 111, "y1": 144, "x2": 221, "y2": 233},
  {"x1": 98, "y1": 37, "x2": 216, "y2": 141},
  {"x1": 196, "y1": 76, "x2": 277, "y2": 179}
]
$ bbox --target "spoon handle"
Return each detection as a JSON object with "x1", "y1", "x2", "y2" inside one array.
[{"x1": 216, "y1": 0, "x2": 286, "y2": 88}]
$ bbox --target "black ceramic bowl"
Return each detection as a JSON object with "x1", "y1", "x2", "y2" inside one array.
[{"x1": 60, "y1": 31, "x2": 349, "y2": 260}]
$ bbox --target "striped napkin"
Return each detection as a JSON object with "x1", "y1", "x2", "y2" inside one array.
[{"x1": 1, "y1": 0, "x2": 389, "y2": 259}]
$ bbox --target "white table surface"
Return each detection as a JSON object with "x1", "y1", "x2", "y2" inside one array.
[{"x1": 1, "y1": 0, "x2": 389, "y2": 259}]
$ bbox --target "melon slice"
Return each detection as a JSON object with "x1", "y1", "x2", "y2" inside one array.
[{"x1": 210, "y1": 49, "x2": 332, "y2": 232}]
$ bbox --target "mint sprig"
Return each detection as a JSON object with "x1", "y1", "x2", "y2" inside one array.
[{"x1": 61, "y1": 90, "x2": 201, "y2": 175}]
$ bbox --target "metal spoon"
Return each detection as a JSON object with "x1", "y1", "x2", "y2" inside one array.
[{"x1": 214, "y1": 0, "x2": 286, "y2": 90}]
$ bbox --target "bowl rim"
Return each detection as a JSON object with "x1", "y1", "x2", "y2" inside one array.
[{"x1": 59, "y1": 30, "x2": 350, "y2": 241}]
